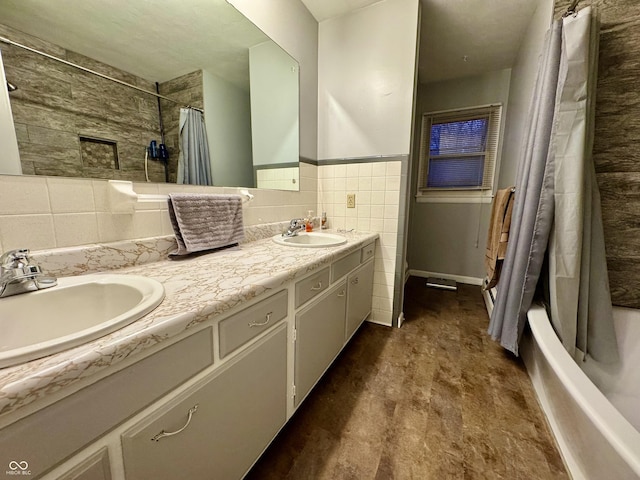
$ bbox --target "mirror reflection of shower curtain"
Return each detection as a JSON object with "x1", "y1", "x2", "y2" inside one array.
[{"x1": 177, "y1": 108, "x2": 213, "y2": 186}]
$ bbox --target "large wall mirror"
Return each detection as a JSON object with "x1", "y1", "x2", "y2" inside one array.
[{"x1": 0, "y1": 0, "x2": 300, "y2": 191}]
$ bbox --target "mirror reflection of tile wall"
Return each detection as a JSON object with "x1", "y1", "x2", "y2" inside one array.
[{"x1": 555, "y1": 0, "x2": 640, "y2": 308}]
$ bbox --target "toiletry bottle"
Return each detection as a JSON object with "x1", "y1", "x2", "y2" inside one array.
[
  {"x1": 306, "y1": 210, "x2": 314, "y2": 232},
  {"x1": 321, "y1": 212, "x2": 327, "y2": 229}
]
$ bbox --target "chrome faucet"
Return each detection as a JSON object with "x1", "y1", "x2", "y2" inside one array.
[
  {"x1": 0, "y1": 249, "x2": 57, "y2": 298},
  {"x1": 283, "y1": 218, "x2": 305, "y2": 237}
]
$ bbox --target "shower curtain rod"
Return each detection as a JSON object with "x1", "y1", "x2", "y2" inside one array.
[
  {"x1": 0, "y1": 35, "x2": 200, "y2": 111},
  {"x1": 564, "y1": 0, "x2": 580, "y2": 16}
]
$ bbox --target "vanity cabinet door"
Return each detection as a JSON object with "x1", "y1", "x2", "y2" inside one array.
[
  {"x1": 121, "y1": 325, "x2": 287, "y2": 480},
  {"x1": 294, "y1": 282, "x2": 346, "y2": 407},
  {"x1": 345, "y1": 260, "x2": 374, "y2": 341}
]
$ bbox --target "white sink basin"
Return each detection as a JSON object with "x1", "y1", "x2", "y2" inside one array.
[
  {"x1": 0, "y1": 274, "x2": 165, "y2": 368},
  {"x1": 272, "y1": 232, "x2": 347, "y2": 248}
]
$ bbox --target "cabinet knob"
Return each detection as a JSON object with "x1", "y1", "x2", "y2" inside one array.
[
  {"x1": 337, "y1": 290, "x2": 346, "y2": 298},
  {"x1": 351, "y1": 277, "x2": 359, "y2": 285},
  {"x1": 310, "y1": 281, "x2": 323, "y2": 291},
  {"x1": 151, "y1": 404, "x2": 199, "y2": 442},
  {"x1": 249, "y1": 312, "x2": 272, "y2": 328}
]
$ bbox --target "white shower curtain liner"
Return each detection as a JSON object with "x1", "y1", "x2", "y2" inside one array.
[
  {"x1": 548, "y1": 6, "x2": 618, "y2": 363},
  {"x1": 489, "y1": 6, "x2": 618, "y2": 363}
]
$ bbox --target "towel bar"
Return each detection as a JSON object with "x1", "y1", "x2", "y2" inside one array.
[{"x1": 107, "y1": 180, "x2": 254, "y2": 213}]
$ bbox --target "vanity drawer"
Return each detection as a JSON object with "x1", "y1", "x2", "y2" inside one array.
[
  {"x1": 295, "y1": 267, "x2": 330, "y2": 308},
  {"x1": 121, "y1": 326, "x2": 287, "y2": 480},
  {"x1": 331, "y1": 250, "x2": 361, "y2": 283},
  {"x1": 0, "y1": 327, "x2": 213, "y2": 479},
  {"x1": 361, "y1": 241, "x2": 375, "y2": 263},
  {"x1": 219, "y1": 290, "x2": 288, "y2": 358}
]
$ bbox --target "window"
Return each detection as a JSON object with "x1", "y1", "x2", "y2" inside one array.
[{"x1": 417, "y1": 105, "x2": 502, "y2": 201}]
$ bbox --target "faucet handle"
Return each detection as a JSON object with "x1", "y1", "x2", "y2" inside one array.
[{"x1": 1, "y1": 249, "x2": 32, "y2": 269}]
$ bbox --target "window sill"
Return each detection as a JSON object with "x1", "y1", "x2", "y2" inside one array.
[{"x1": 415, "y1": 190, "x2": 493, "y2": 204}]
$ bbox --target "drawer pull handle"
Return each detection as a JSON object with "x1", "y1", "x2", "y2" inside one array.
[
  {"x1": 337, "y1": 290, "x2": 346, "y2": 298},
  {"x1": 249, "y1": 312, "x2": 272, "y2": 328},
  {"x1": 366, "y1": 249, "x2": 373, "y2": 255},
  {"x1": 151, "y1": 404, "x2": 199, "y2": 442},
  {"x1": 310, "y1": 281, "x2": 323, "y2": 291},
  {"x1": 351, "y1": 277, "x2": 359, "y2": 285}
]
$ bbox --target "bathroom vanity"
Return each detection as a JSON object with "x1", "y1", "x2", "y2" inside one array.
[{"x1": 0, "y1": 230, "x2": 377, "y2": 479}]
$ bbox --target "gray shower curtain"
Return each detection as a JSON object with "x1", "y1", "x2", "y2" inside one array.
[
  {"x1": 489, "y1": 6, "x2": 618, "y2": 362},
  {"x1": 487, "y1": 21, "x2": 561, "y2": 356},
  {"x1": 177, "y1": 108, "x2": 213, "y2": 186}
]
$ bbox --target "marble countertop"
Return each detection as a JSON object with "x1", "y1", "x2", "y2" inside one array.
[{"x1": 0, "y1": 230, "x2": 378, "y2": 419}]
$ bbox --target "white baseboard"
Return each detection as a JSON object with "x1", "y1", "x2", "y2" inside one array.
[
  {"x1": 366, "y1": 318, "x2": 393, "y2": 327},
  {"x1": 408, "y1": 269, "x2": 484, "y2": 286}
]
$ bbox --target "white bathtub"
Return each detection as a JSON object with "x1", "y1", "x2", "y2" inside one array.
[{"x1": 521, "y1": 305, "x2": 640, "y2": 480}]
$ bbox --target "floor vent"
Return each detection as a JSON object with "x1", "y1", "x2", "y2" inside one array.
[{"x1": 426, "y1": 277, "x2": 457, "y2": 291}]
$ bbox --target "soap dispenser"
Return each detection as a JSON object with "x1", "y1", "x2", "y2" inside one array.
[{"x1": 305, "y1": 210, "x2": 314, "y2": 232}]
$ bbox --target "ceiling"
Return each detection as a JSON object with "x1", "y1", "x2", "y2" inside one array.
[
  {"x1": 0, "y1": 0, "x2": 269, "y2": 86},
  {"x1": 0, "y1": 0, "x2": 540, "y2": 87},
  {"x1": 302, "y1": 0, "x2": 540, "y2": 84}
]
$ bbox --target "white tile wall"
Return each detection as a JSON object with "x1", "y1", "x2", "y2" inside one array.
[
  {"x1": 0, "y1": 162, "x2": 399, "y2": 326},
  {"x1": 318, "y1": 160, "x2": 401, "y2": 326},
  {"x1": 0, "y1": 164, "x2": 317, "y2": 252},
  {"x1": 256, "y1": 167, "x2": 300, "y2": 191}
]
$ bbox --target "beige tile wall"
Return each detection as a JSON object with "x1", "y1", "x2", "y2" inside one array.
[
  {"x1": 317, "y1": 161, "x2": 401, "y2": 326},
  {"x1": 256, "y1": 166, "x2": 300, "y2": 191},
  {"x1": 0, "y1": 161, "x2": 397, "y2": 326},
  {"x1": 0, "y1": 162, "x2": 317, "y2": 252}
]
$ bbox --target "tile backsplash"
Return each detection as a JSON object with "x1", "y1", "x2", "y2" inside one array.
[
  {"x1": 0, "y1": 162, "x2": 317, "y2": 252},
  {"x1": 0, "y1": 160, "x2": 399, "y2": 327},
  {"x1": 318, "y1": 161, "x2": 401, "y2": 326}
]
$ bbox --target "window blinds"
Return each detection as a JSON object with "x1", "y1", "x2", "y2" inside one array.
[{"x1": 418, "y1": 105, "x2": 502, "y2": 191}]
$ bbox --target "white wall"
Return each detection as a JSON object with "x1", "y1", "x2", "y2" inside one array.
[
  {"x1": 318, "y1": 0, "x2": 418, "y2": 159},
  {"x1": 249, "y1": 41, "x2": 299, "y2": 167},
  {"x1": 229, "y1": 0, "x2": 318, "y2": 161},
  {"x1": 408, "y1": 69, "x2": 511, "y2": 280},
  {"x1": 202, "y1": 70, "x2": 253, "y2": 188},
  {"x1": 407, "y1": 0, "x2": 554, "y2": 282},
  {"x1": 0, "y1": 51, "x2": 21, "y2": 175},
  {"x1": 499, "y1": 0, "x2": 554, "y2": 188},
  {"x1": 317, "y1": 0, "x2": 420, "y2": 326}
]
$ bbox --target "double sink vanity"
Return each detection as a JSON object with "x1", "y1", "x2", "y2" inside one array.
[{"x1": 0, "y1": 226, "x2": 378, "y2": 479}]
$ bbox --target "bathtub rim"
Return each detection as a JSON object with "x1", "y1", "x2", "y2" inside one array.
[{"x1": 525, "y1": 305, "x2": 640, "y2": 478}]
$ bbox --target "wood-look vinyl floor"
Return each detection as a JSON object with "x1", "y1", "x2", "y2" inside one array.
[{"x1": 246, "y1": 277, "x2": 568, "y2": 479}]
